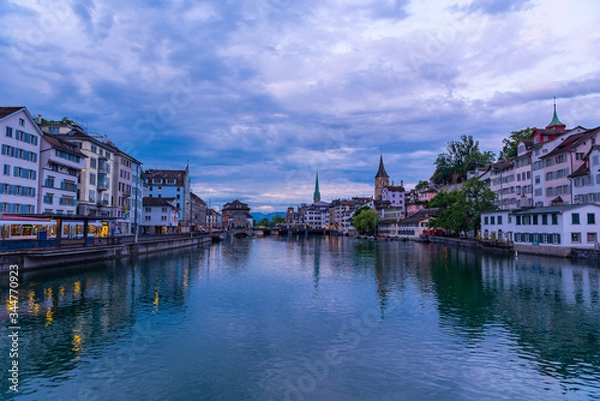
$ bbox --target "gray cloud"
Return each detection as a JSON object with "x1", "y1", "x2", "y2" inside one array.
[{"x1": 1, "y1": 0, "x2": 599, "y2": 210}]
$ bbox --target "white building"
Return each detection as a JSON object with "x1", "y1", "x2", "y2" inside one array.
[
  {"x1": 39, "y1": 135, "x2": 85, "y2": 215},
  {"x1": 0, "y1": 107, "x2": 42, "y2": 214},
  {"x1": 380, "y1": 183, "x2": 406, "y2": 217},
  {"x1": 141, "y1": 197, "x2": 178, "y2": 234},
  {"x1": 481, "y1": 203, "x2": 600, "y2": 257},
  {"x1": 305, "y1": 201, "x2": 330, "y2": 229}
]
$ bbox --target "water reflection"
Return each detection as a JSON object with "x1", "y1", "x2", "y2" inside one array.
[{"x1": 0, "y1": 238, "x2": 599, "y2": 400}]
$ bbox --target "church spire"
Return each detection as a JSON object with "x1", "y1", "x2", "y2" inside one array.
[
  {"x1": 313, "y1": 170, "x2": 321, "y2": 203},
  {"x1": 547, "y1": 97, "x2": 565, "y2": 130},
  {"x1": 375, "y1": 152, "x2": 389, "y2": 179}
]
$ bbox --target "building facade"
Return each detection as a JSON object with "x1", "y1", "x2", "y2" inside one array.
[
  {"x1": 39, "y1": 134, "x2": 85, "y2": 215},
  {"x1": 0, "y1": 107, "x2": 42, "y2": 214},
  {"x1": 142, "y1": 167, "x2": 191, "y2": 229}
]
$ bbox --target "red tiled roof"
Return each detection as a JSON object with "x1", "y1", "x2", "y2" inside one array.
[{"x1": 0, "y1": 107, "x2": 25, "y2": 119}]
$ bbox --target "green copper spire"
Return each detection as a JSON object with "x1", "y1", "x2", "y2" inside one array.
[
  {"x1": 547, "y1": 97, "x2": 565, "y2": 128},
  {"x1": 313, "y1": 170, "x2": 321, "y2": 203}
]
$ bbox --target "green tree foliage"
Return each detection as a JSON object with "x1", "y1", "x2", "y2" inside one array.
[
  {"x1": 415, "y1": 180, "x2": 430, "y2": 190},
  {"x1": 429, "y1": 179, "x2": 497, "y2": 235},
  {"x1": 271, "y1": 215, "x2": 285, "y2": 226},
  {"x1": 500, "y1": 128, "x2": 534, "y2": 159},
  {"x1": 432, "y1": 135, "x2": 496, "y2": 185},
  {"x1": 254, "y1": 215, "x2": 285, "y2": 227},
  {"x1": 352, "y1": 207, "x2": 379, "y2": 234}
]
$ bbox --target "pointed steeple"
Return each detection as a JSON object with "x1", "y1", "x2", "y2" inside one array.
[
  {"x1": 375, "y1": 152, "x2": 389, "y2": 179},
  {"x1": 313, "y1": 170, "x2": 321, "y2": 203},
  {"x1": 547, "y1": 97, "x2": 565, "y2": 130}
]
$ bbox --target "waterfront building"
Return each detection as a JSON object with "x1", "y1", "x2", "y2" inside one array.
[
  {"x1": 222, "y1": 199, "x2": 252, "y2": 229},
  {"x1": 141, "y1": 197, "x2": 178, "y2": 234},
  {"x1": 39, "y1": 123, "x2": 118, "y2": 217},
  {"x1": 131, "y1": 161, "x2": 145, "y2": 235},
  {"x1": 142, "y1": 167, "x2": 191, "y2": 230},
  {"x1": 379, "y1": 207, "x2": 438, "y2": 239},
  {"x1": 0, "y1": 107, "x2": 42, "y2": 214},
  {"x1": 39, "y1": 134, "x2": 85, "y2": 215},
  {"x1": 112, "y1": 150, "x2": 143, "y2": 234},
  {"x1": 207, "y1": 208, "x2": 221, "y2": 229},
  {"x1": 305, "y1": 201, "x2": 330, "y2": 229},
  {"x1": 190, "y1": 192, "x2": 207, "y2": 230},
  {"x1": 570, "y1": 144, "x2": 600, "y2": 204},
  {"x1": 481, "y1": 203, "x2": 600, "y2": 257},
  {"x1": 328, "y1": 199, "x2": 355, "y2": 234}
]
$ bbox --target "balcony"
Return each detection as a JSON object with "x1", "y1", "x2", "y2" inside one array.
[{"x1": 97, "y1": 176, "x2": 110, "y2": 192}]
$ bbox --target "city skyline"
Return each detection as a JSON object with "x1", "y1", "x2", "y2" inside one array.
[{"x1": 2, "y1": 0, "x2": 600, "y2": 212}]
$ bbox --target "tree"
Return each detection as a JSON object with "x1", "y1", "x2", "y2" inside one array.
[
  {"x1": 415, "y1": 180, "x2": 430, "y2": 190},
  {"x1": 500, "y1": 128, "x2": 534, "y2": 159},
  {"x1": 432, "y1": 135, "x2": 496, "y2": 185},
  {"x1": 428, "y1": 179, "x2": 497, "y2": 235},
  {"x1": 270, "y1": 216, "x2": 285, "y2": 226},
  {"x1": 256, "y1": 217, "x2": 269, "y2": 227},
  {"x1": 352, "y1": 207, "x2": 379, "y2": 234}
]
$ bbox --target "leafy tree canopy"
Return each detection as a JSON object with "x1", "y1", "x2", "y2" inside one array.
[
  {"x1": 432, "y1": 135, "x2": 496, "y2": 185},
  {"x1": 352, "y1": 208, "x2": 379, "y2": 234},
  {"x1": 500, "y1": 127, "x2": 534, "y2": 159},
  {"x1": 428, "y1": 179, "x2": 497, "y2": 235},
  {"x1": 415, "y1": 180, "x2": 430, "y2": 190}
]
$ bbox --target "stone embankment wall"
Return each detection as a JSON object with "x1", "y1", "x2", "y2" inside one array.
[{"x1": 0, "y1": 235, "x2": 212, "y2": 272}]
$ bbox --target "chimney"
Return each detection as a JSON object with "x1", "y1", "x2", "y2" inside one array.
[
  {"x1": 36, "y1": 114, "x2": 42, "y2": 124},
  {"x1": 401, "y1": 180, "x2": 404, "y2": 187}
]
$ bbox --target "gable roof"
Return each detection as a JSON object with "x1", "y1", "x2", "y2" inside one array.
[{"x1": 0, "y1": 107, "x2": 25, "y2": 119}]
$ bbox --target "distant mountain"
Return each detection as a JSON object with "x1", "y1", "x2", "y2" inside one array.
[{"x1": 251, "y1": 211, "x2": 285, "y2": 221}]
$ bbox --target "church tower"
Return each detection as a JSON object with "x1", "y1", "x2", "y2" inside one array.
[
  {"x1": 374, "y1": 154, "x2": 389, "y2": 200},
  {"x1": 313, "y1": 170, "x2": 321, "y2": 203},
  {"x1": 546, "y1": 97, "x2": 566, "y2": 130}
]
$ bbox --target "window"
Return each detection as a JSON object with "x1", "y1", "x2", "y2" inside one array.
[
  {"x1": 516, "y1": 216, "x2": 521, "y2": 225},
  {"x1": 587, "y1": 232, "x2": 597, "y2": 243},
  {"x1": 532, "y1": 215, "x2": 538, "y2": 225},
  {"x1": 161, "y1": 207, "x2": 167, "y2": 212},
  {"x1": 571, "y1": 232, "x2": 581, "y2": 243},
  {"x1": 91, "y1": 145, "x2": 97, "y2": 153},
  {"x1": 90, "y1": 158, "x2": 97, "y2": 169},
  {"x1": 552, "y1": 214, "x2": 558, "y2": 225},
  {"x1": 490, "y1": 216, "x2": 495, "y2": 225},
  {"x1": 484, "y1": 216, "x2": 489, "y2": 225},
  {"x1": 576, "y1": 152, "x2": 585, "y2": 161},
  {"x1": 145, "y1": 216, "x2": 151, "y2": 221},
  {"x1": 498, "y1": 216, "x2": 503, "y2": 225},
  {"x1": 161, "y1": 216, "x2": 167, "y2": 221},
  {"x1": 45, "y1": 176, "x2": 55, "y2": 188},
  {"x1": 18, "y1": 118, "x2": 24, "y2": 126},
  {"x1": 5, "y1": 127, "x2": 12, "y2": 137},
  {"x1": 572, "y1": 213, "x2": 580, "y2": 225},
  {"x1": 90, "y1": 173, "x2": 96, "y2": 185},
  {"x1": 3, "y1": 164, "x2": 10, "y2": 175},
  {"x1": 542, "y1": 214, "x2": 548, "y2": 225},
  {"x1": 588, "y1": 213, "x2": 596, "y2": 224},
  {"x1": 145, "y1": 207, "x2": 151, "y2": 212}
]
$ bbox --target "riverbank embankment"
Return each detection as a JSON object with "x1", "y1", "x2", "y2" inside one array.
[{"x1": 0, "y1": 233, "x2": 212, "y2": 272}]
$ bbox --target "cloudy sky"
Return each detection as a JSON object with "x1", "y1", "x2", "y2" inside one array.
[{"x1": 2, "y1": 0, "x2": 600, "y2": 213}]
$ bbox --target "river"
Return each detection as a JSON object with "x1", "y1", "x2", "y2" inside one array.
[{"x1": 1, "y1": 236, "x2": 600, "y2": 400}]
